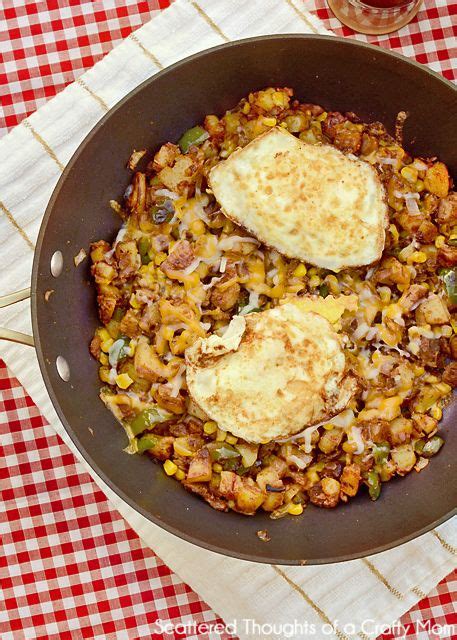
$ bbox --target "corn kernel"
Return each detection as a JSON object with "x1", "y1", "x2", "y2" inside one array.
[
  {"x1": 407, "y1": 251, "x2": 427, "y2": 264},
  {"x1": 189, "y1": 219, "x2": 206, "y2": 236},
  {"x1": 97, "y1": 328, "x2": 111, "y2": 343},
  {"x1": 293, "y1": 263, "x2": 307, "y2": 278},
  {"x1": 415, "y1": 180, "x2": 425, "y2": 192},
  {"x1": 226, "y1": 434, "x2": 238, "y2": 445},
  {"x1": 308, "y1": 275, "x2": 321, "y2": 288},
  {"x1": 306, "y1": 470, "x2": 320, "y2": 484},
  {"x1": 155, "y1": 252, "x2": 167, "y2": 265},
  {"x1": 343, "y1": 441, "x2": 357, "y2": 453},
  {"x1": 326, "y1": 275, "x2": 340, "y2": 295},
  {"x1": 435, "y1": 235, "x2": 446, "y2": 249},
  {"x1": 163, "y1": 460, "x2": 178, "y2": 476},
  {"x1": 115, "y1": 373, "x2": 133, "y2": 389},
  {"x1": 128, "y1": 340, "x2": 136, "y2": 356},
  {"x1": 441, "y1": 325, "x2": 453, "y2": 338},
  {"x1": 263, "y1": 117, "x2": 277, "y2": 127},
  {"x1": 99, "y1": 352, "x2": 109, "y2": 366},
  {"x1": 203, "y1": 421, "x2": 218, "y2": 435},
  {"x1": 401, "y1": 165, "x2": 418, "y2": 184},
  {"x1": 99, "y1": 367, "x2": 111, "y2": 383},
  {"x1": 430, "y1": 405, "x2": 442, "y2": 421},
  {"x1": 216, "y1": 428, "x2": 227, "y2": 442},
  {"x1": 242, "y1": 102, "x2": 251, "y2": 114},
  {"x1": 213, "y1": 463, "x2": 223, "y2": 473},
  {"x1": 287, "y1": 502, "x2": 304, "y2": 516},
  {"x1": 378, "y1": 287, "x2": 391, "y2": 304},
  {"x1": 323, "y1": 423, "x2": 334, "y2": 431},
  {"x1": 100, "y1": 338, "x2": 114, "y2": 353},
  {"x1": 175, "y1": 469, "x2": 186, "y2": 481}
]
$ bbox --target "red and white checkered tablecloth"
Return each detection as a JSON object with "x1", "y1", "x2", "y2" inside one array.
[
  {"x1": 1, "y1": 1, "x2": 456, "y2": 638},
  {"x1": 1, "y1": 359, "x2": 456, "y2": 639}
]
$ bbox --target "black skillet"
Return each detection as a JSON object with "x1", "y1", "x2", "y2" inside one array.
[{"x1": 27, "y1": 35, "x2": 457, "y2": 565}]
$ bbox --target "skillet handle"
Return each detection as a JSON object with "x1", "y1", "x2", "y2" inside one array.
[{"x1": 0, "y1": 287, "x2": 35, "y2": 347}]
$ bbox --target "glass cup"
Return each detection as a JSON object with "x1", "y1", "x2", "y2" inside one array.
[{"x1": 327, "y1": 0, "x2": 423, "y2": 35}]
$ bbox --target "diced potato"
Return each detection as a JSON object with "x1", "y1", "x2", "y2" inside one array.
[
  {"x1": 262, "y1": 491, "x2": 285, "y2": 512},
  {"x1": 255, "y1": 467, "x2": 282, "y2": 492},
  {"x1": 234, "y1": 478, "x2": 265, "y2": 515},
  {"x1": 416, "y1": 294, "x2": 450, "y2": 326},
  {"x1": 148, "y1": 436, "x2": 174, "y2": 461},
  {"x1": 340, "y1": 464, "x2": 361, "y2": 497},
  {"x1": 158, "y1": 155, "x2": 194, "y2": 193},
  {"x1": 424, "y1": 162, "x2": 449, "y2": 198},
  {"x1": 411, "y1": 413, "x2": 438, "y2": 435},
  {"x1": 412, "y1": 385, "x2": 443, "y2": 414},
  {"x1": 318, "y1": 428, "x2": 343, "y2": 454},
  {"x1": 186, "y1": 448, "x2": 212, "y2": 483},
  {"x1": 391, "y1": 444, "x2": 416, "y2": 475},
  {"x1": 389, "y1": 417, "x2": 413, "y2": 446}
]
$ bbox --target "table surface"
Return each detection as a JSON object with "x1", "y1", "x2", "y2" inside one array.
[{"x1": 1, "y1": 1, "x2": 456, "y2": 639}]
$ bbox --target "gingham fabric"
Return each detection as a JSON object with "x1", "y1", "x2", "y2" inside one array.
[
  {"x1": 1, "y1": 359, "x2": 455, "y2": 639},
  {"x1": 1, "y1": 1, "x2": 456, "y2": 638},
  {"x1": 1, "y1": 0, "x2": 456, "y2": 137}
]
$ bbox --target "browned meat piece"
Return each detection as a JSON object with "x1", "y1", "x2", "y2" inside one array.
[
  {"x1": 418, "y1": 337, "x2": 443, "y2": 368},
  {"x1": 308, "y1": 482, "x2": 339, "y2": 508},
  {"x1": 138, "y1": 301, "x2": 160, "y2": 335},
  {"x1": 152, "y1": 142, "x2": 180, "y2": 171},
  {"x1": 374, "y1": 257, "x2": 410, "y2": 285},
  {"x1": 169, "y1": 422, "x2": 189, "y2": 437},
  {"x1": 340, "y1": 464, "x2": 361, "y2": 497},
  {"x1": 416, "y1": 219, "x2": 438, "y2": 243},
  {"x1": 396, "y1": 211, "x2": 422, "y2": 235},
  {"x1": 160, "y1": 240, "x2": 195, "y2": 274},
  {"x1": 438, "y1": 244, "x2": 457, "y2": 267},
  {"x1": 442, "y1": 362, "x2": 457, "y2": 387},
  {"x1": 155, "y1": 384, "x2": 186, "y2": 414},
  {"x1": 97, "y1": 294, "x2": 117, "y2": 325},
  {"x1": 115, "y1": 241, "x2": 140, "y2": 281},
  {"x1": 119, "y1": 309, "x2": 140, "y2": 338},
  {"x1": 398, "y1": 284, "x2": 428, "y2": 313},
  {"x1": 334, "y1": 125, "x2": 362, "y2": 154},
  {"x1": 182, "y1": 481, "x2": 229, "y2": 512},
  {"x1": 89, "y1": 334, "x2": 101, "y2": 359},
  {"x1": 321, "y1": 111, "x2": 346, "y2": 140},
  {"x1": 320, "y1": 460, "x2": 343, "y2": 480},
  {"x1": 210, "y1": 280, "x2": 240, "y2": 311},
  {"x1": 450, "y1": 335, "x2": 457, "y2": 359},
  {"x1": 300, "y1": 103, "x2": 324, "y2": 116},
  {"x1": 437, "y1": 192, "x2": 457, "y2": 226},
  {"x1": 360, "y1": 133, "x2": 378, "y2": 156},
  {"x1": 258, "y1": 442, "x2": 276, "y2": 460}
]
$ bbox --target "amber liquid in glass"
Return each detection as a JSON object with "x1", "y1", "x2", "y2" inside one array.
[{"x1": 327, "y1": 0, "x2": 423, "y2": 35}]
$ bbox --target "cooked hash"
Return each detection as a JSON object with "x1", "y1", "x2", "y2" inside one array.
[{"x1": 89, "y1": 87, "x2": 457, "y2": 518}]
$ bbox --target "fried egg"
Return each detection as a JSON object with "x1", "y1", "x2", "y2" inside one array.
[
  {"x1": 185, "y1": 298, "x2": 358, "y2": 442},
  {"x1": 209, "y1": 127, "x2": 388, "y2": 271}
]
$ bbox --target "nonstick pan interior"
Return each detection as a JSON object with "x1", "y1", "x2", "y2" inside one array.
[{"x1": 32, "y1": 35, "x2": 457, "y2": 565}]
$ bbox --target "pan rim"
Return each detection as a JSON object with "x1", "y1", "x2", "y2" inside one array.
[{"x1": 31, "y1": 33, "x2": 457, "y2": 565}]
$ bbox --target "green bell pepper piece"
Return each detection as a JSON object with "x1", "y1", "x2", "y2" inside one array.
[
  {"x1": 136, "y1": 433, "x2": 160, "y2": 454},
  {"x1": 130, "y1": 407, "x2": 167, "y2": 437},
  {"x1": 421, "y1": 435, "x2": 444, "y2": 458},
  {"x1": 138, "y1": 237, "x2": 151, "y2": 264},
  {"x1": 319, "y1": 283, "x2": 329, "y2": 298},
  {"x1": 209, "y1": 443, "x2": 241, "y2": 462},
  {"x1": 112, "y1": 307, "x2": 125, "y2": 322},
  {"x1": 178, "y1": 126, "x2": 209, "y2": 153},
  {"x1": 367, "y1": 470, "x2": 381, "y2": 501},
  {"x1": 439, "y1": 267, "x2": 457, "y2": 305},
  {"x1": 373, "y1": 442, "x2": 390, "y2": 465}
]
